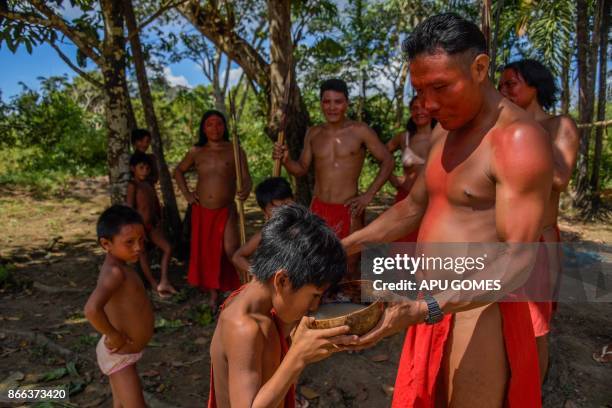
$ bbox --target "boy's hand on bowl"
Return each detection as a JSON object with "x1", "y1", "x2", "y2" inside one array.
[{"x1": 291, "y1": 317, "x2": 358, "y2": 365}]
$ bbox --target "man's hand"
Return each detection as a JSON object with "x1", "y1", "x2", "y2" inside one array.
[
  {"x1": 236, "y1": 188, "x2": 250, "y2": 201},
  {"x1": 289, "y1": 317, "x2": 358, "y2": 365},
  {"x1": 104, "y1": 330, "x2": 133, "y2": 353},
  {"x1": 185, "y1": 191, "x2": 200, "y2": 205},
  {"x1": 349, "y1": 300, "x2": 427, "y2": 350},
  {"x1": 345, "y1": 192, "x2": 373, "y2": 217},
  {"x1": 272, "y1": 142, "x2": 289, "y2": 163}
]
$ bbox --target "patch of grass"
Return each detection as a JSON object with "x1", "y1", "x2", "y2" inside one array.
[
  {"x1": 154, "y1": 317, "x2": 185, "y2": 332},
  {"x1": 187, "y1": 304, "x2": 214, "y2": 327}
]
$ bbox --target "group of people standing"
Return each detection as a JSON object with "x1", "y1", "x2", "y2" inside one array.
[{"x1": 84, "y1": 12, "x2": 582, "y2": 408}]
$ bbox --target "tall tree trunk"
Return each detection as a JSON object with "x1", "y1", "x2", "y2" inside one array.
[
  {"x1": 212, "y1": 49, "x2": 227, "y2": 114},
  {"x1": 489, "y1": 0, "x2": 504, "y2": 78},
  {"x1": 395, "y1": 61, "x2": 409, "y2": 128},
  {"x1": 573, "y1": 0, "x2": 601, "y2": 212},
  {"x1": 267, "y1": 0, "x2": 312, "y2": 204},
  {"x1": 560, "y1": 42, "x2": 571, "y2": 114},
  {"x1": 100, "y1": 0, "x2": 131, "y2": 203},
  {"x1": 589, "y1": 0, "x2": 609, "y2": 213},
  {"x1": 123, "y1": 0, "x2": 182, "y2": 244},
  {"x1": 481, "y1": 0, "x2": 492, "y2": 56}
]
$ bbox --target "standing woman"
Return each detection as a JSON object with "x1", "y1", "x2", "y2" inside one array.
[
  {"x1": 386, "y1": 95, "x2": 436, "y2": 241},
  {"x1": 174, "y1": 110, "x2": 252, "y2": 312},
  {"x1": 499, "y1": 59, "x2": 580, "y2": 382}
]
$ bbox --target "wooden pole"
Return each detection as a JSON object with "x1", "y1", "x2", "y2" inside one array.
[
  {"x1": 273, "y1": 72, "x2": 292, "y2": 177},
  {"x1": 229, "y1": 92, "x2": 247, "y2": 282}
]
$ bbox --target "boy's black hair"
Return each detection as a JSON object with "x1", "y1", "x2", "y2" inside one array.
[
  {"x1": 129, "y1": 151, "x2": 152, "y2": 168},
  {"x1": 405, "y1": 96, "x2": 438, "y2": 135},
  {"x1": 97, "y1": 205, "x2": 143, "y2": 242},
  {"x1": 255, "y1": 177, "x2": 294, "y2": 210},
  {"x1": 131, "y1": 128, "x2": 151, "y2": 145},
  {"x1": 251, "y1": 204, "x2": 346, "y2": 289},
  {"x1": 196, "y1": 110, "x2": 230, "y2": 147},
  {"x1": 502, "y1": 59, "x2": 558, "y2": 110},
  {"x1": 320, "y1": 78, "x2": 349, "y2": 100},
  {"x1": 403, "y1": 13, "x2": 487, "y2": 62}
]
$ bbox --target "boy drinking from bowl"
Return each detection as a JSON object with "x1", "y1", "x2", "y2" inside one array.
[{"x1": 208, "y1": 204, "x2": 357, "y2": 407}]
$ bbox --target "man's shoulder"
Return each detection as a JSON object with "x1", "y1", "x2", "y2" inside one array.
[
  {"x1": 494, "y1": 101, "x2": 546, "y2": 143},
  {"x1": 541, "y1": 114, "x2": 579, "y2": 137}
]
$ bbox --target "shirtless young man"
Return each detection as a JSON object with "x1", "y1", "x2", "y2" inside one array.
[
  {"x1": 127, "y1": 152, "x2": 176, "y2": 297},
  {"x1": 273, "y1": 79, "x2": 392, "y2": 279},
  {"x1": 209, "y1": 204, "x2": 356, "y2": 408},
  {"x1": 386, "y1": 95, "x2": 436, "y2": 241},
  {"x1": 174, "y1": 110, "x2": 252, "y2": 310},
  {"x1": 342, "y1": 14, "x2": 553, "y2": 406},
  {"x1": 85, "y1": 205, "x2": 154, "y2": 408},
  {"x1": 499, "y1": 59, "x2": 580, "y2": 380}
]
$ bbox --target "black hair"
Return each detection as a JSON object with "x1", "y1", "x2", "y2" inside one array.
[
  {"x1": 255, "y1": 177, "x2": 294, "y2": 210},
  {"x1": 320, "y1": 78, "x2": 349, "y2": 100},
  {"x1": 502, "y1": 59, "x2": 558, "y2": 110},
  {"x1": 251, "y1": 204, "x2": 346, "y2": 289},
  {"x1": 403, "y1": 13, "x2": 487, "y2": 61},
  {"x1": 129, "y1": 151, "x2": 152, "y2": 168},
  {"x1": 97, "y1": 205, "x2": 143, "y2": 242},
  {"x1": 405, "y1": 96, "x2": 438, "y2": 135},
  {"x1": 131, "y1": 128, "x2": 151, "y2": 146},
  {"x1": 196, "y1": 110, "x2": 229, "y2": 147}
]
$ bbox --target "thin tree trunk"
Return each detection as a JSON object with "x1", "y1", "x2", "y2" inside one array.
[
  {"x1": 561, "y1": 42, "x2": 571, "y2": 114},
  {"x1": 489, "y1": 0, "x2": 504, "y2": 78},
  {"x1": 589, "y1": 0, "x2": 609, "y2": 213},
  {"x1": 123, "y1": 0, "x2": 182, "y2": 243},
  {"x1": 100, "y1": 0, "x2": 131, "y2": 204},
  {"x1": 481, "y1": 0, "x2": 492, "y2": 57},
  {"x1": 395, "y1": 61, "x2": 409, "y2": 128},
  {"x1": 573, "y1": 0, "x2": 601, "y2": 212}
]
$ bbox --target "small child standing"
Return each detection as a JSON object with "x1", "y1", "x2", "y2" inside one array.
[
  {"x1": 231, "y1": 177, "x2": 294, "y2": 276},
  {"x1": 209, "y1": 204, "x2": 356, "y2": 407},
  {"x1": 127, "y1": 152, "x2": 176, "y2": 297},
  {"x1": 84, "y1": 205, "x2": 154, "y2": 407},
  {"x1": 131, "y1": 128, "x2": 159, "y2": 185}
]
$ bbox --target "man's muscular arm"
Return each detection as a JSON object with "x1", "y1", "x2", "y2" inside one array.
[
  {"x1": 550, "y1": 116, "x2": 579, "y2": 192},
  {"x1": 342, "y1": 170, "x2": 428, "y2": 255},
  {"x1": 345, "y1": 125, "x2": 394, "y2": 216},
  {"x1": 173, "y1": 148, "x2": 199, "y2": 204},
  {"x1": 272, "y1": 128, "x2": 314, "y2": 177}
]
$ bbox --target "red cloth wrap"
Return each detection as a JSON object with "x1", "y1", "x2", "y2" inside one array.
[
  {"x1": 188, "y1": 204, "x2": 240, "y2": 292},
  {"x1": 310, "y1": 196, "x2": 351, "y2": 238},
  {"x1": 528, "y1": 224, "x2": 562, "y2": 337},
  {"x1": 393, "y1": 189, "x2": 419, "y2": 242},
  {"x1": 208, "y1": 286, "x2": 296, "y2": 408},
  {"x1": 392, "y1": 302, "x2": 541, "y2": 407}
]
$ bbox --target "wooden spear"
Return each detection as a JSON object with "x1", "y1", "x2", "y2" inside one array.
[
  {"x1": 228, "y1": 91, "x2": 247, "y2": 282},
  {"x1": 273, "y1": 72, "x2": 292, "y2": 177}
]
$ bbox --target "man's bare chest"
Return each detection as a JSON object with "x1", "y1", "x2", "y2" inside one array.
[
  {"x1": 194, "y1": 150, "x2": 234, "y2": 174},
  {"x1": 425, "y1": 141, "x2": 496, "y2": 209},
  {"x1": 311, "y1": 133, "x2": 365, "y2": 162}
]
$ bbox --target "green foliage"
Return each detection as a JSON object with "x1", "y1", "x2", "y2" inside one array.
[{"x1": 0, "y1": 76, "x2": 106, "y2": 188}]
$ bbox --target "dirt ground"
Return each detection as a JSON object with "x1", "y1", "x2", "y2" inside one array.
[{"x1": 0, "y1": 177, "x2": 610, "y2": 408}]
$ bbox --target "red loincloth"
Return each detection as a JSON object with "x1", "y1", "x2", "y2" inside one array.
[
  {"x1": 392, "y1": 302, "x2": 541, "y2": 407},
  {"x1": 394, "y1": 189, "x2": 419, "y2": 242},
  {"x1": 528, "y1": 224, "x2": 562, "y2": 337},
  {"x1": 188, "y1": 204, "x2": 240, "y2": 292},
  {"x1": 310, "y1": 196, "x2": 351, "y2": 238},
  {"x1": 208, "y1": 286, "x2": 296, "y2": 408}
]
